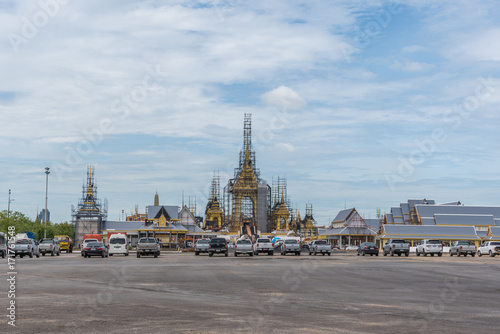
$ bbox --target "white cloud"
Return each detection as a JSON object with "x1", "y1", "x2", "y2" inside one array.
[
  {"x1": 390, "y1": 61, "x2": 434, "y2": 72},
  {"x1": 261, "y1": 86, "x2": 306, "y2": 110},
  {"x1": 275, "y1": 142, "x2": 295, "y2": 152},
  {"x1": 402, "y1": 45, "x2": 425, "y2": 53}
]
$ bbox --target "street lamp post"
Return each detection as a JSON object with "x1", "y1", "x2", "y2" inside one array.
[
  {"x1": 7, "y1": 189, "x2": 14, "y2": 218},
  {"x1": 44, "y1": 167, "x2": 50, "y2": 239}
]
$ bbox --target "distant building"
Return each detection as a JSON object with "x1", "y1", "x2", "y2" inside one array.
[
  {"x1": 38, "y1": 209, "x2": 50, "y2": 222},
  {"x1": 321, "y1": 208, "x2": 378, "y2": 246}
]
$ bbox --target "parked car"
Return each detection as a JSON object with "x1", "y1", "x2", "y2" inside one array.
[
  {"x1": 209, "y1": 237, "x2": 228, "y2": 257},
  {"x1": 477, "y1": 241, "x2": 500, "y2": 257},
  {"x1": 357, "y1": 242, "x2": 379, "y2": 256},
  {"x1": 194, "y1": 239, "x2": 211, "y2": 255},
  {"x1": 416, "y1": 239, "x2": 443, "y2": 257},
  {"x1": 108, "y1": 233, "x2": 129, "y2": 256},
  {"x1": 10, "y1": 238, "x2": 40, "y2": 258},
  {"x1": 449, "y1": 241, "x2": 476, "y2": 257},
  {"x1": 81, "y1": 238, "x2": 99, "y2": 257},
  {"x1": 136, "y1": 238, "x2": 160, "y2": 258},
  {"x1": 281, "y1": 239, "x2": 301, "y2": 256},
  {"x1": 309, "y1": 240, "x2": 332, "y2": 256},
  {"x1": 234, "y1": 239, "x2": 254, "y2": 257},
  {"x1": 383, "y1": 239, "x2": 410, "y2": 257},
  {"x1": 254, "y1": 238, "x2": 274, "y2": 256},
  {"x1": 39, "y1": 238, "x2": 61, "y2": 256},
  {"x1": 83, "y1": 241, "x2": 108, "y2": 258},
  {"x1": 0, "y1": 232, "x2": 7, "y2": 258}
]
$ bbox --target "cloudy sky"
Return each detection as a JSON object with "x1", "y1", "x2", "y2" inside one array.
[{"x1": 1, "y1": 0, "x2": 500, "y2": 225}]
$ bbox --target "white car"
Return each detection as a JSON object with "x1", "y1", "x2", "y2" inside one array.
[
  {"x1": 108, "y1": 234, "x2": 129, "y2": 256},
  {"x1": 477, "y1": 241, "x2": 500, "y2": 257},
  {"x1": 416, "y1": 239, "x2": 443, "y2": 257}
]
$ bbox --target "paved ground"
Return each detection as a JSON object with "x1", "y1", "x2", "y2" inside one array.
[{"x1": 1, "y1": 250, "x2": 499, "y2": 334}]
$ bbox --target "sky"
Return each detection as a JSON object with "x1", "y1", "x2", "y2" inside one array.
[{"x1": 1, "y1": 0, "x2": 500, "y2": 225}]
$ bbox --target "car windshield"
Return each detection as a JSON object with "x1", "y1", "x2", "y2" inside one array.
[
  {"x1": 257, "y1": 239, "x2": 270, "y2": 243},
  {"x1": 237, "y1": 240, "x2": 251, "y2": 244},
  {"x1": 315, "y1": 240, "x2": 327, "y2": 244},
  {"x1": 41, "y1": 240, "x2": 53, "y2": 243},
  {"x1": 391, "y1": 240, "x2": 406, "y2": 243},
  {"x1": 285, "y1": 240, "x2": 297, "y2": 244},
  {"x1": 84, "y1": 239, "x2": 98, "y2": 243},
  {"x1": 457, "y1": 241, "x2": 470, "y2": 245},
  {"x1": 140, "y1": 239, "x2": 156, "y2": 243},
  {"x1": 55, "y1": 237, "x2": 68, "y2": 242},
  {"x1": 16, "y1": 240, "x2": 30, "y2": 244},
  {"x1": 211, "y1": 238, "x2": 226, "y2": 243},
  {"x1": 87, "y1": 242, "x2": 103, "y2": 247},
  {"x1": 428, "y1": 240, "x2": 441, "y2": 244},
  {"x1": 196, "y1": 240, "x2": 209, "y2": 244},
  {"x1": 364, "y1": 243, "x2": 377, "y2": 246},
  {"x1": 110, "y1": 239, "x2": 126, "y2": 244}
]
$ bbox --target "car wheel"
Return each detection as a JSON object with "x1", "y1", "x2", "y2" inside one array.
[
  {"x1": 383, "y1": 252, "x2": 387, "y2": 256},
  {"x1": 154, "y1": 252, "x2": 158, "y2": 258},
  {"x1": 209, "y1": 252, "x2": 213, "y2": 257},
  {"x1": 269, "y1": 252, "x2": 273, "y2": 256},
  {"x1": 362, "y1": 252, "x2": 365, "y2": 256},
  {"x1": 390, "y1": 250, "x2": 394, "y2": 257},
  {"x1": 490, "y1": 251, "x2": 495, "y2": 257},
  {"x1": 431, "y1": 253, "x2": 435, "y2": 257},
  {"x1": 36, "y1": 252, "x2": 40, "y2": 258},
  {"x1": 102, "y1": 253, "x2": 105, "y2": 258},
  {"x1": 416, "y1": 250, "x2": 420, "y2": 256},
  {"x1": 327, "y1": 252, "x2": 331, "y2": 256},
  {"x1": 109, "y1": 254, "x2": 113, "y2": 256},
  {"x1": 1, "y1": 252, "x2": 5, "y2": 258},
  {"x1": 322, "y1": 253, "x2": 325, "y2": 256},
  {"x1": 478, "y1": 251, "x2": 482, "y2": 257},
  {"x1": 463, "y1": 253, "x2": 467, "y2": 257},
  {"x1": 472, "y1": 253, "x2": 475, "y2": 257},
  {"x1": 57, "y1": 251, "x2": 60, "y2": 256},
  {"x1": 250, "y1": 253, "x2": 253, "y2": 257},
  {"x1": 137, "y1": 252, "x2": 140, "y2": 258},
  {"x1": 423, "y1": 251, "x2": 427, "y2": 257},
  {"x1": 51, "y1": 251, "x2": 54, "y2": 256},
  {"x1": 457, "y1": 252, "x2": 460, "y2": 257},
  {"x1": 370, "y1": 253, "x2": 373, "y2": 256},
  {"x1": 405, "y1": 252, "x2": 409, "y2": 257},
  {"x1": 357, "y1": 252, "x2": 360, "y2": 256},
  {"x1": 235, "y1": 252, "x2": 238, "y2": 257},
  {"x1": 309, "y1": 252, "x2": 312, "y2": 256},
  {"x1": 42, "y1": 253, "x2": 46, "y2": 256},
  {"x1": 298, "y1": 252, "x2": 301, "y2": 256},
  {"x1": 225, "y1": 252, "x2": 228, "y2": 257},
  {"x1": 438, "y1": 252, "x2": 442, "y2": 257},
  {"x1": 449, "y1": 251, "x2": 453, "y2": 257},
  {"x1": 29, "y1": 252, "x2": 33, "y2": 258},
  {"x1": 376, "y1": 253, "x2": 379, "y2": 256}
]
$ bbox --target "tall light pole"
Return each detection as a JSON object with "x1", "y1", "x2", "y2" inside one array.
[
  {"x1": 44, "y1": 167, "x2": 50, "y2": 239},
  {"x1": 8, "y1": 189, "x2": 14, "y2": 218}
]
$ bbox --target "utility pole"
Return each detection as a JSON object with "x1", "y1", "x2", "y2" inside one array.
[
  {"x1": 44, "y1": 167, "x2": 50, "y2": 239},
  {"x1": 8, "y1": 189, "x2": 14, "y2": 218}
]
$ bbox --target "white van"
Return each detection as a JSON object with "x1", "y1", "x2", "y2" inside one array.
[
  {"x1": 108, "y1": 234, "x2": 129, "y2": 256},
  {"x1": 0, "y1": 232, "x2": 7, "y2": 258}
]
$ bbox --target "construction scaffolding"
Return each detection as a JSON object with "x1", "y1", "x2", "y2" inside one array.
[
  {"x1": 224, "y1": 114, "x2": 271, "y2": 235},
  {"x1": 72, "y1": 165, "x2": 107, "y2": 246}
]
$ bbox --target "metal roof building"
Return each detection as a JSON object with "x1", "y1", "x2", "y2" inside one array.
[{"x1": 381, "y1": 225, "x2": 480, "y2": 242}]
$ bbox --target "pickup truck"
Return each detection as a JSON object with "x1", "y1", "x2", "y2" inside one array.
[
  {"x1": 136, "y1": 238, "x2": 160, "y2": 258},
  {"x1": 477, "y1": 241, "x2": 500, "y2": 257},
  {"x1": 194, "y1": 239, "x2": 210, "y2": 255},
  {"x1": 234, "y1": 239, "x2": 253, "y2": 257},
  {"x1": 10, "y1": 238, "x2": 40, "y2": 258},
  {"x1": 254, "y1": 238, "x2": 274, "y2": 256},
  {"x1": 208, "y1": 237, "x2": 228, "y2": 257},
  {"x1": 281, "y1": 239, "x2": 301, "y2": 256},
  {"x1": 449, "y1": 241, "x2": 476, "y2": 257},
  {"x1": 39, "y1": 239, "x2": 61, "y2": 256},
  {"x1": 309, "y1": 240, "x2": 332, "y2": 256},
  {"x1": 383, "y1": 239, "x2": 410, "y2": 257},
  {"x1": 416, "y1": 239, "x2": 443, "y2": 257}
]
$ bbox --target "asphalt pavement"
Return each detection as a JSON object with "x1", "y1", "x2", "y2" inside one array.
[{"x1": 1, "y1": 250, "x2": 499, "y2": 334}]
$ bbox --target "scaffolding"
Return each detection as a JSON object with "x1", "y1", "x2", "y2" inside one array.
[
  {"x1": 224, "y1": 114, "x2": 270, "y2": 234},
  {"x1": 72, "y1": 165, "x2": 107, "y2": 246}
]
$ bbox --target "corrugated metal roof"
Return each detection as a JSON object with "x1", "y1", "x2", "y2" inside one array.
[
  {"x1": 386, "y1": 213, "x2": 394, "y2": 223},
  {"x1": 394, "y1": 216, "x2": 405, "y2": 224},
  {"x1": 332, "y1": 208, "x2": 354, "y2": 222},
  {"x1": 437, "y1": 201, "x2": 461, "y2": 206},
  {"x1": 321, "y1": 227, "x2": 375, "y2": 236},
  {"x1": 382, "y1": 225, "x2": 480, "y2": 239},
  {"x1": 364, "y1": 218, "x2": 381, "y2": 229},
  {"x1": 476, "y1": 231, "x2": 488, "y2": 238},
  {"x1": 103, "y1": 221, "x2": 145, "y2": 230},
  {"x1": 421, "y1": 217, "x2": 435, "y2": 225},
  {"x1": 401, "y1": 203, "x2": 410, "y2": 215},
  {"x1": 490, "y1": 227, "x2": 500, "y2": 238},
  {"x1": 408, "y1": 199, "x2": 435, "y2": 210},
  {"x1": 434, "y1": 214, "x2": 495, "y2": 226},
  {"x1": 495, "y1": 219, "x2": 500, "y2": 226},
  {"x1": 391, "y1": 207, "x2": 403, "y2": 217},
  {"x1": 416, "y1": 205, "x2": 500, "y2": 219}
]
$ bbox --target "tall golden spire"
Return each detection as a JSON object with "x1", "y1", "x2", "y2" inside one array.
[
  {"x1": 154, "y1": 191, "x2": 159, "y2": 206},
  {"x1": 86, "y1": 165, "x2": 94, "y2": 197}
]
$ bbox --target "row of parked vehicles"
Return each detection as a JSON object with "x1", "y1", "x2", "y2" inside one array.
[
  {"x1": 1, "y1": 234, "x2": 74, "y2": 258},
  {"x1": 366, "y1": 239, "x2": 500, "y2": 258},
  {"x1": 194, "y1": 237, "x2": 335, "y2": 257}
]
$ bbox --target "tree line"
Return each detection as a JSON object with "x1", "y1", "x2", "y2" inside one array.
[{"x1": 0, "y1": 210, "x2": 73, "y2": 240}]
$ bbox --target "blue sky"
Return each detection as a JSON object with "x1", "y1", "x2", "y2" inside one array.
[{"x1": 1, "y1": 0, "x2": 500, "y2": 224}]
